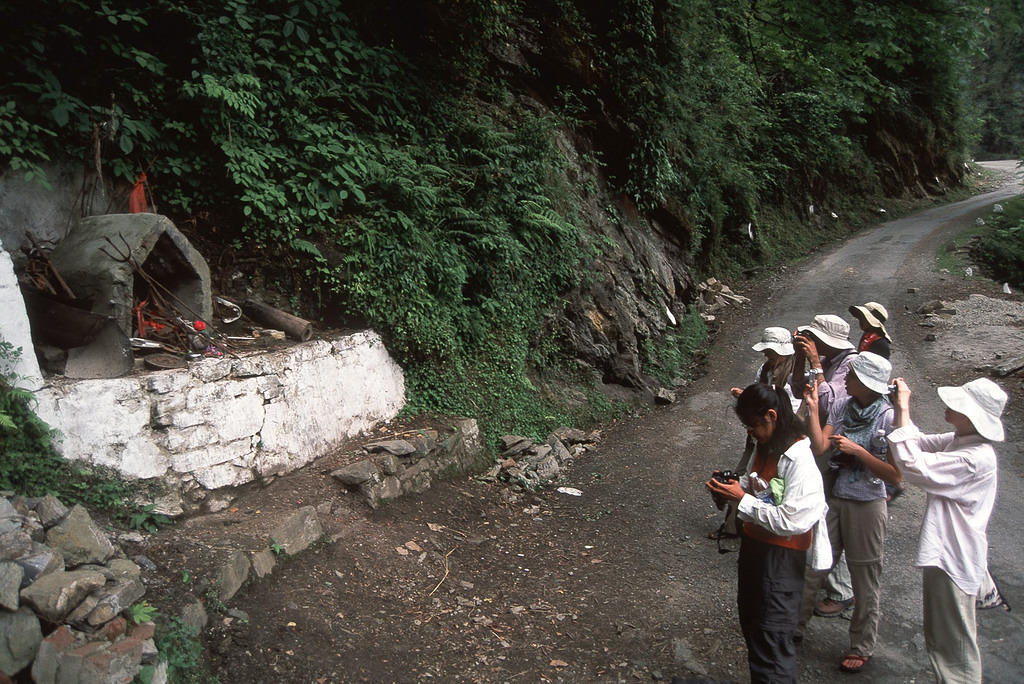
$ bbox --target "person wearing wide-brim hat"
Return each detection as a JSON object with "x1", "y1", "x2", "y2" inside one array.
[
  {"x1": 849, "y1": 302, "x2": 892, "y2": 359},
  {"x1": 887, "y1": 377, "x2": 1008, "y2": 683},
  {"x1": 791, "y1": 314, "x2": 858, "y2": 427},
  {"x1": 799, "y1": 351, "x2": 901, "y2": 674}
]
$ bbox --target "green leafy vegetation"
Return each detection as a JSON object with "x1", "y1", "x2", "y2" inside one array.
[
  {"x1": 1, "y1": 0, "x2": 1002, "y2": 448},
  {"x1": 149, "y1": 613, "x2": 215, "y2": 684},
  {"x1": 130, "y1": 601, "x2": 158, "y2": 625},
  {"x1": 129, "y1": 504, "x2": 173, "y2": 534},
  {"x1": 972, "y1": 196, "x2": 1024, "y2": 287},
  {"x1": 965, "y1": 0, "x2": 1024, "y2": 158},
  {"x1": 640, "y1": 307, "x2": 708, "y2": 385}
]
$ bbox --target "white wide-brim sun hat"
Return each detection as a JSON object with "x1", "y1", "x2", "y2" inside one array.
[
  {"x1": 751, "y1": 326, "x2": 794, "y2": 355},
  {"x1": 938, "y1": 378, "x2": 1008, "y2": 442},
  {"x1": 849, "y1": 351, "x2": 891, "y2": 395},
  {"x1": 797, "y1": 314, "x2": 854, "y2": 350}
]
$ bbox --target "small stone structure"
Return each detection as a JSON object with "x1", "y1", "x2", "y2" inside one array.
[
  {"x1": 47, "y1": 213, "x2": 213, "y2": 336},
  {"x1": 332, "y1": 420, "x2": 486, "y2": 507},
  {"x1": 34, "y1": 331, "x2": 406, "y2": 515}
]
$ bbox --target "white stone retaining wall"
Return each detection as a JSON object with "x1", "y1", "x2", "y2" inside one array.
[{"x1": 33, "y1": 332, "x2": 405, "y2": 504}]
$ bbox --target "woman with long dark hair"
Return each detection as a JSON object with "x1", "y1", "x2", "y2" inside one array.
[{"x1": 706, "y1": 383, "x2": 829, "y2": 683}]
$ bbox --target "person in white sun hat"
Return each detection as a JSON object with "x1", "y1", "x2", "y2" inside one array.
[
  {"x1": 791, "y1": 314, "x2": 858, "y2": 426},
  {"x1": 798, "y1": 351, "x2": 901, "y2": 674},
  {"x1": 791, "y1": 314, "x2": 860, "y2": 619},
  {"x1": 887, "y1": 376, "x2": 1008, "y2": 684}
]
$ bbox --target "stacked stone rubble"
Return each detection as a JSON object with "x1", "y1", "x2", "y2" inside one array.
[
  {"x1": 0, "y1": 494, "x2": 159, "y2": 682},
  {"x1": 330, "y1": 419, "x2": 484, "y2": 508},
  {"x1": 478, "y1": 427, "x2": 598, "y2": 490}
]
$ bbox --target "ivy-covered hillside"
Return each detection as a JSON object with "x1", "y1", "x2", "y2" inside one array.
[{"x1": 1, "y1": 0, "x2": 1015, "y2": 444}]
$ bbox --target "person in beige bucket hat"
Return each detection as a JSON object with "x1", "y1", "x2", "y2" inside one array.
[
  {"x1": 849, "y1": 302, "x2": 891, "y2": 359},
  {"x1": 887, "y1": 376, "x2": 1008, "y2": 682},
  {"x1": 792, "y1": 314, "x2": 858, "y2": 426}
]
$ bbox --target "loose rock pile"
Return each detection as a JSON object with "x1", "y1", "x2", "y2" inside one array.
[
  {"x1": 478, "y1": 427, "x2": 599, "y2": 490},
  {"x1": 0, "y1": 494, "x2": 160, "y2": 683},
  {"x1": 331, "y1": 419, "x2": 484, "y2": 508},
  {"x1": 696, "y1": 278, "x2": 750, "y2": 322}
]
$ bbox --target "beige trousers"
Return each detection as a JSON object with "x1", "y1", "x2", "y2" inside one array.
[
  {"x1": 799, "y1": 497, "x2": 887, "y2": 656},
  {"x1": 923, "y1": 566, "x2": 982, "y2": 684}
]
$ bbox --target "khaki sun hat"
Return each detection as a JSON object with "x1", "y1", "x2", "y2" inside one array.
[
  {"x1": 938, "y1": 378, "x2": 1008, "y2": 442},
  {"x1": 797, "y1": 314, "x2": 855, "y2": 351},
  {"x1": 751, "y1": 327, "x2": 794, "y2": 356},
  {"x1": 849, "y1": 301, "x2": 891, "y2": 341},
  {"x1": 849, "y1": 351, "x2": 891, "y2": 395}
]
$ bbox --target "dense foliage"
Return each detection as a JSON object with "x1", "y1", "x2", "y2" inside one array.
[
  {"x1": 973, "y1": 196, "x2": 1024, "y2": 288},
  {"x1": 965, "y1": 0, "x2": 1024, "y2": 158},
  {"x1": 0, "y1": 0, "x2": 1000, "y2": 442}
]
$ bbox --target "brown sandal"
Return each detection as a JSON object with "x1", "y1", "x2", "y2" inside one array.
[{"x1": 839, "y1": 653, "x2": 870, "y2": 673}]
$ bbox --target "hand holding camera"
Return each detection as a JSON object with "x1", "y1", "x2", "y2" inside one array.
[{"x1": 707, "y1": 470, "x2": 743, "y2": 509}]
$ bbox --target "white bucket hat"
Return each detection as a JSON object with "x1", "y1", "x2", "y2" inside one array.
[
  {"x1": 849, "y1": 302, "x2": 891, "y2": 341},
  {"x1": 938, "y1": 378, "x2": 1008, "y2": 442},
  {"x1": 751, "y1": 327, "x2": 794, "y2": 355},
  {"x1": 797, "y1": 314, "x2": 855, "y2": 350},
  {"x1": 849, "y1": 351, "x2": 891, "y2": 395}
]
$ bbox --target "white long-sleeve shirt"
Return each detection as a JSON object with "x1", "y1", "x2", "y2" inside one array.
[
  {"x1": 886, "y1": 423, "x2": 997, "y2": 594},
  {"x1": 736, "y1": 437, "x2": 832, "y2": 569}
]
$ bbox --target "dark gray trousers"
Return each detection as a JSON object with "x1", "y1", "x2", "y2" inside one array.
[{"x1": 737, "y1": 536, "x2": 806, "y2": 684}]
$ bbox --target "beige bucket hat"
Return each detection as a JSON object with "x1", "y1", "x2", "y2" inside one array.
[
  {"x1": 938, "y1": 378, "x2": 1008, "y2": 442},
  {"x1": 849, "y1": 302, "x2": 891, "y2": 341},
  {"x1": 797, "y1": 314, "x2": 855, "y2": 350},
  {"x1": 751, "y1": 327, "x2": 794, "y2": 356}
]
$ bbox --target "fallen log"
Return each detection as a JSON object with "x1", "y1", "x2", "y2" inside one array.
[{"x1": 242, "y1": 299, "x2": 313, "y2": 341}]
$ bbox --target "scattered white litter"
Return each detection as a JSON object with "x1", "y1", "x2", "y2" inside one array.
[{"x1": 556, "y1": 487, "x2": 583, "y2": 496}]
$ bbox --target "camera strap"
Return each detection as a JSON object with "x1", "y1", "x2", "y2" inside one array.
[{"x1": 712, "y1": 522, "x2": 741, "y2": 554}]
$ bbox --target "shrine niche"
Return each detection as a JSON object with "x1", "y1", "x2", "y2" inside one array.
[{"x1": 22, "y1": 213, "x2": 212, "y2": 378}]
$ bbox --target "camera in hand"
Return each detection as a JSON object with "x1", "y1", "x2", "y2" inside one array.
[{"x1": 712, "y1": 470, "x2": 739, "y2": 484}]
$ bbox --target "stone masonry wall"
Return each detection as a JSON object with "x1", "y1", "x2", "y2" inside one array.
[{"x1": 33, "y1": 332, "x2": 405, "y2": 515}]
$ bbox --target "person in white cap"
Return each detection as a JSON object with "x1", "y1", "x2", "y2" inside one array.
[
  {"x1": 849, "y1": 302, "x2": 892, "y2": 359},
  {"x1": 887, "y1": 377, "x2": 1008, "y2": 683},
  {"x1": 712, "y1": 328, "x2": 801, "y2": 539},
  {"x1": 798, "y1": 352, "x2": 901, "y2": 674}
]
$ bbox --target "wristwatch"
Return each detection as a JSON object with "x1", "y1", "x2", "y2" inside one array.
[{"x1": 806, "y1": 367, "x2": 823, "y2": 382}]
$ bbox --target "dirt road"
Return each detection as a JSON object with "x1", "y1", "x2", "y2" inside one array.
[{"x1": 153, "y1": 163, "x2": 1024, "y2": 683}]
